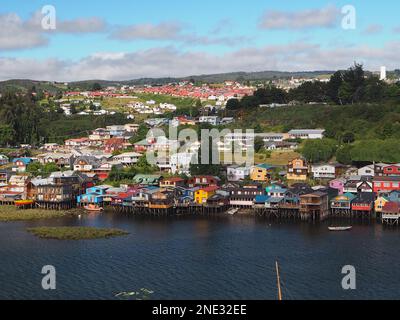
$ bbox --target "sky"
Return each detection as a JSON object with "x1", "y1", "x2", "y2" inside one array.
[{"x1": 0, "y1": 0, "x2": 399, "y2": 81}]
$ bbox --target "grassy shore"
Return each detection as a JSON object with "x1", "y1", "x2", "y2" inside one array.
[
  {"x1": 27, "y1": 227, "x2": 129, "y2": 240},
  {"x1": 0, "y1": 206, "x2": 80, "y2": 222}
]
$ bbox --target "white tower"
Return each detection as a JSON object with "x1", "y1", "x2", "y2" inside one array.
[{"x1": 380, "y1": 66, "x2": 387, "y2": 81}]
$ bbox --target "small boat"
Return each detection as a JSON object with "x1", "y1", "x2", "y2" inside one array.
[
  {"x1": 227, "y1": 208, "x2": 239, "y2": 216},
  {"x1": 14, "y1": 200, "x2": 34, "y2": 207},
  {"x1": 328, "y1": 226, "x2": 353, "y2": 232},
  {"x1": 84, "y1": 204, "x2": 104, "y2": 212}
]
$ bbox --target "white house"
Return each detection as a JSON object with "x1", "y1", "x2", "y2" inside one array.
[
  {"x1": 358, "y1": 165, "x2": 375, "y2": 177},
  {"x1": 311, "y1": 164, "x2": 337, "y2": 179},
  {"x1": 227, "y1": 166, "x2": 251, "y2": 182},
  {"x1": 198, "y1": 116, "x2": 220, "y2": 126},
  {"x1": 112, "y1": 152, "x2": 141, "y2": 166},
  {"x1": 0, "y1": 154, "x2": 9, "y2": 165},
  {"x1": 288, "y1": 129, "x2": 325, "y2": 140},
  {"x1": 170, "y1": 152, "x2": 196, "y2": 175}
]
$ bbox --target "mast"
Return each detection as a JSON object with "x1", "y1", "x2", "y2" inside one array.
[{"x1": 276, "y1": 261, "x2": 282, "y2": 301}]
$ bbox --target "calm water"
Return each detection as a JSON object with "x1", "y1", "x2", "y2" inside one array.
[{"x1": 0, "y1": 212, "x2": 400, "y2": 300}]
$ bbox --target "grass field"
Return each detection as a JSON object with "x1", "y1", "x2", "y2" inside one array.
[
  {"x1": 255, "y1": 150, "x2": 300, "y2": 166},
  {"x1": 0, "y1": 206, "x2": 80, "y2": 222},
  {"x1": 27, "y1": 227, "x2": 129, "y2": 240}
]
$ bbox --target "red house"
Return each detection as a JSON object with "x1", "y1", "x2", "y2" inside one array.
[
  {"x1": 373, "y1": 176, "x2": 400, "y2": 193},
  {"x1": 104, "y1": 138, "x2": 125, "y2": 154},
  {"x1": 351, "y1": 192, "x2": 375, "y2": 213},
  {"x1": 383, "y1": 165, "x2": 400, "y2": 176},
  {"x1": 187, "y1": 176, "x2": 221, "y2": 188}
]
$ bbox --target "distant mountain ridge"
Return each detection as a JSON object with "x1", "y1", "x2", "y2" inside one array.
[{"x1": 0, "y1": 70, "x2": 336, "y2": 93}]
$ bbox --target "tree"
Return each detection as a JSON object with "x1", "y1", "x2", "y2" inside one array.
[
  {"x1": 342, "y1": 132, "x2": 355, "y2": 144},
  {"x1": 0, "y1": 125, "x2": 14, "y2": 146},
  {"x1": 254, "y1": 136, "x2": 265, "y2": 153},
  {"x1": 226, "y1": 98, "x2": 241, "y2": 110},
  {"x1": 190, "y1": 137, "x2": 222, "y2": 176},
  {"x1": 92, "y1": 83, "x2": 102, "y2": 91},
  {"x1": 301, "y1": 139, "x2": 337, "y2": 163}
]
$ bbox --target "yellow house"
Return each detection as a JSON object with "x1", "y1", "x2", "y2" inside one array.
[
  {"x1": 287, "y1": 158, "x2": 309, "y2": 181},
  {"x1": 375, "y1": 196, "x2": 389, "y2": 213},
  {"x1": 250, "y1": 164, "x2": 274, "y2": 182},
  {"x1": 195, "y1": 186, "x2": 218, "y2": 204}
]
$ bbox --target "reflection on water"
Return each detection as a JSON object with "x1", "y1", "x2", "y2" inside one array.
[{"x1": 0, "y1": 211, "x2": 400, "y2": 300}]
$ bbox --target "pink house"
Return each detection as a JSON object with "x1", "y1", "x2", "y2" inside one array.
[{"x1": 329, "y1": 178, "x2": 346, "y2": 195}]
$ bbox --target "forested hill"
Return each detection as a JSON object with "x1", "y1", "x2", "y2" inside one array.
[{"x1": 0, "y1": 70, "x2": 335, "y2": 92}]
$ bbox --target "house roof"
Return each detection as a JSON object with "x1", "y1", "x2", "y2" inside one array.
[
  {"x1": 198, "y1": 186, "x2": 219, "y2": 193},
  {"x1": 12, "y1": 158, "x2": 32, "y2": 165},
  {"x1": 382, "y1": 202, "x2": 400, "y2": 214}
]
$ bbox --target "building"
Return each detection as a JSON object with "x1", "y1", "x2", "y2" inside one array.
[
  {"x1": 198, "y1": 116, "x2": 220, "y2": 126},
  {"x1": 170, "y1": 152, "x2": 196, "y2": 175},
  {"x1": 381, "y1": 202, "x2": 400, "y2": 225},
  {"x1": 311, "y1": 164, "x2": 338, "y2": 179},
  {"x1": 0, "y1": 154, "x2": 9, "y2": 165},
  {"x1": 375, "y1": 196, "x2": 389, "y2": 214},
  {"x1": 227, "y1": 165, "x2": 251, "y2": 182},
  {"x1": 288, "y1": 129, "x2": 325, "y2": 140},
  {"x1": 12, "y1": 158, "x2": 33, "y2": 173},
  {"x1": 287, "y1": 158, "x2": 308, "y2": 181},
  {"x1": 250, "y1": 164, "x2": 275, "y2": 182},
  {"x1": 160, "y1": 177, "x2": 185, "y2": 190},
  {"x1": 132, "y1": 175, "x2": 163, "y2": 186},
  {"x1": 187, "y1": 176, "x2": 220, "y2": 188},
  {"x1": 351, "y1": 192, "x2": 376, "y2": 214},
  {"x1": 227, "y1": 184, "x2": 265, "y2": 207},
  {"x1": 380, "y1": 66, "x2": 387, "y2": 81},
  {"x1": 300, "y1": 191, "x2": 329, "y2": 221},
  {"x1": 195, "y1": 186, "x2": 219, "y2": 204},
  {"x1": 329, "y1": 178, "x2": 346, "y2": 195},
  {"x1": 112, "y1": 152, "x2": 141, "y2": 166},
  {"x1": 330, "y1": 193, "x2": 356, "y2": 215},
  {"x1": 358, "y1": 165, "x2": 375, "y2": 177},
  {"x1": 373, "y1": 176, "x2": 400, "y2": 194},
  {"x1": 73, "y1": 156, "x2": 101, "y2": 173}
]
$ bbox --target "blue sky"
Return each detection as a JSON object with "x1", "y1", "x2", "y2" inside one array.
[{"x1": 0, "y1": 0, "x2": 399, "y2": 80}]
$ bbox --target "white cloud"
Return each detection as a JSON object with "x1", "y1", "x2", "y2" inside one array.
[
  {"x1": 0, "y1": 41, "x2": 399, "y2": 81},
  {"x1": 0, "y1": 13, "x2": 48, "y2": 50},
  {"x1": 110, "y1": 22, "x2": 183, "y2": 40},
  {"x1": 259, "y1": 5, "x2": 339, "y2": 30}
]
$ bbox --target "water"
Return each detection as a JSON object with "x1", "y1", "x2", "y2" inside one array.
[{"x1": 0, "y1": 212, "x2": 400, "y2": 300}]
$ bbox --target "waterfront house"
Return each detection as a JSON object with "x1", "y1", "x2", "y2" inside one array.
[
  {"x1": 331, "y1": 193, "x2": 356, "y2": 215},
  {"x1": 288, "y1": 129, "x2": 325, "y2": 140},
  {"x1": 351, "y1": 192, "x2": 376, "y2": 215},
  {"x1": 149, "y1": 191, "x2": 174, "y2": 209},
  {"x1": 195, "y1": 186, "x2": 219, "y2": 204},
  {"x1": 388, "y1": 190, "x2": 400, "y2": 203},
  {"x1": 287, "y1": 158, "x2": 308, "y2": 181},
  {"x1": 174, "y1": 186, "x2": 199, "y2": 204},
  {"x1": 266, "y1": 184, "x2": 287, "y2": 198},
  {"x1": 227, "y1": 184, "x2": 265, "y2": 207},
  {"x1": 375, "y1": 196, "x2": 390, "y2": 214},
  {"x1": 373, "y1": 176, "x2": 400, "y2": 194},
  {"x1": 329, "y1": 178, "x2": 346, "y2": 195},
  {"x1": 31, "y1": 177, "x2": 74, "y2": 204},
  {"x1": 250, "y1": 164, "x2": 275, "y2": 183},
  {"x1": 283, "y1": 183, "x2": 314, "y2": 207},
  {"x1": 133, "y1": 174, "x2": 163, "y2": 186},
  {"x1": 300, "y1": 191, "x2": 329, "y2": 221},
  {"x1": 187, "y1": 176, "x2": 221, "y2": 188},
  {"x1": 227, "y1": 165, "x2": 251, "y2": 182},
  {"x1": 0, "y1": 154, "x2": 9, "y2": 165},
  {"x1": 160, "y1": 177, "x2": 185, "y2": 190},
  {"x1": 207, "y1": 190, "x2": 230, "y2": 207},
  {"x1": 12, "y1": 158, "x2": 33, "y2": 173},
  {"x1": 381, "y1": 202, "x2": 400, "y2": 225},
  {"x1": 77, "y1": 186, "x2": 110, "y2": 205}
]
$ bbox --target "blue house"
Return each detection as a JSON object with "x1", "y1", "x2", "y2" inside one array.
[{"x1": 77, "y1": 186, "x2": 109, "y2": 205}]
